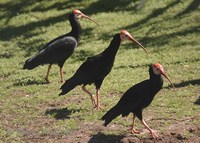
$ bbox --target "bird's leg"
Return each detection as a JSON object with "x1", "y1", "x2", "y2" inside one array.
[
  {"x1": 95, "y1": 89, "x2": 103, "y2": 110},
  {"x1": 82, "y1": 86, "x2": 96, "y2": 107},
  {"x1": 59, "y1": 67, "x2": 64, "y2": 83},
  {"x1": 141, "y1": 119, "x2": 160, "y2": 140},
  {"x1": 128, "y1": 114, "x2": 140, "y2": 134},
  {"x1": 45, "y1": 64, "x2": 52, "y2": 83}
]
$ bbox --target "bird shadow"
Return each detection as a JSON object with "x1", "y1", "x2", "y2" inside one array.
[
  {"x1": 194, "y1": 96, "x2": 200, "y2": 105},
  {"x1": 45, "y1": 107, "x2": 81, "y2": 120},
  {"x1": 13, "y1": 77, "x2": 48, "y2": 86},
  {"x1": 0, "y1": 52, "x2": 14, "y2": 59},
  {"x1": 88, "y1": 132, "x2": 125, "y2": 143},
  {"x1": 174, "y1": 79, "x2": 200, "y2": 88},
  {"x1": 176, "y1": 0, "x2": 200, "y2": 17},
  {"x1": 164, "y1": 79, "x2": 200, "y2": 90}
]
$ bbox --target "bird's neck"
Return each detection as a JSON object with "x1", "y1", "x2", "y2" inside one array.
[
  {"x1": 149, "y1": 66, "x2": 163, "y2": 91},
  {"x1": 69, "y1": 14, "x2": 81, "y2": 43},
  {"x1": 103, "y1": 34, "x2": 121, "y2": 58}
]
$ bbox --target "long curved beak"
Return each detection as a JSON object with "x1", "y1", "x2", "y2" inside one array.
[
  {"x1": 129, "y1": 36, "x2": 148, "y2": 55},
  {"x1": 81, "y1": 14, "x2": 99, "y2": 26},
  {"x1": 160, "y1": 70, "x2": 175, "y2": 91}
]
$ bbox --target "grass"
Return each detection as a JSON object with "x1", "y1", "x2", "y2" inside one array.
[{"x1": 0, "y1": 0, "x2": 200, "y2": 142}]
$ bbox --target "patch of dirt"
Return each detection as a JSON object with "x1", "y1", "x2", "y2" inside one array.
[
  {"x1": 2, "y1": 93, "x2": 199, "y2": 143},
  {"x1": 49, "y1": 118, "x2": 199, "y2": 143},
  {"x1": 12, "y1": 89, "x2": 30, "y2": 97}
]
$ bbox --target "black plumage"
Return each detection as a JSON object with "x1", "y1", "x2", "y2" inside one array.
[
  {"x1": 59, "y1": 30, "x2": 147, "y2": 109},
  {"x1": 101, "y1": 63, "x2": 175, "y2": 139},
  {"x1": 23, "y1": 9, "x2": 97, "y2": 83}
]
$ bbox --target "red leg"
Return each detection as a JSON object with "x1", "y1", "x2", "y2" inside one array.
[
  {"x1": 45, "y1": 64, "x2": 51, "y2": 83},
  {"x1": 59, "y1": 67, "x2": 64, "y2": 83},
  {"x1": 128, "y1": 114, "x2": 140, "y2": 134},
  {"x1": 82, "y1": 86, "x2": 96, "y2": 107},
  {"x1": 95, "y1": 89, "x2": 103, "y2": 110},
  {"x1": 141, "y1": 119, "x2": 160, "y2": 140}
]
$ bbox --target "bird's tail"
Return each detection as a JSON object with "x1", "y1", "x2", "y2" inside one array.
[
  {"x1": 59, "y1": 77, "x2": 77, "y2": 96},
  {"x1": 23, "y1": 56, "x2": 41, "y2": 70},
  {"x1": 101, "y1": 105, "x2": 121, "y2": 126}
]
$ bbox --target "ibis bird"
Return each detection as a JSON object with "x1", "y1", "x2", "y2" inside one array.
[
  {"x1": 59, "y1": 30, "x2": 148, "y2": 109},
  {"x1": 101, "y1": 63, "x2": 175, "y2": 139},
  {"x1": 23, "y1": 9, "x2": 98, "y2": 83}
]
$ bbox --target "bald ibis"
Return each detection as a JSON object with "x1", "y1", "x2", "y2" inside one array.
[
  {"x1": 101, "y1": 63, "x2": 175, "y2": 139},
  {"x1": 59, "y1": 30, "x2": 148, "y2": 109},
  {"x1": 23, "y1": 9, "x2": 98, "y2": 83}
]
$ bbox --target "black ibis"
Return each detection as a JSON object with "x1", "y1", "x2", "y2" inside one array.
[
  {"x1": 101, "y1": 63, "x2": 175, "y2": 139},
  {"x1": 23, "y1": 9, "x2": 98, "y2": 83},
  {"x1": 59, "y1": 30, "x2": 148, "y2": 109}
]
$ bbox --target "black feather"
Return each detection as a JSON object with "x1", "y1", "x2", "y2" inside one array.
[
  {"x1": 101, "y1": 65, "x2": 164, "y2": 125},
  {"x1": 59, "y1": 34, "x2": 121, "y2": 95},
  {"x1": 23, "y1": 12, "x2": 80, "y2": 70}
]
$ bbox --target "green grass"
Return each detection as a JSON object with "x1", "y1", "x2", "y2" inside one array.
[{"x1": 0, "y1": 0, "x2": 200, "y2": 142}]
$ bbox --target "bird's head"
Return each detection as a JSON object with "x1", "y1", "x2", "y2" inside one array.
[
  {"x1": 120, "y1": 30, "x2": 148, "y2": 54},
  {"x1": 73, "y1": 9, "x2": 98, "y2": 25},
  {"x1": 152, "y1": 63, "x2": 175, "y2": 90}
]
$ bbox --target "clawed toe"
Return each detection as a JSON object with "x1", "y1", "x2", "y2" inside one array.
[
  {"x1": 128, "y1": 127, "x2": 140, "y2": 134},
  {"x1": 150, "y1": 130, "x2": 160, "y2": 140}
]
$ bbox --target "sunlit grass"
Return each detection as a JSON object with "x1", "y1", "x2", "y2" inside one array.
[{"x1": 0, "y1": 0, "x2": 199, "y2": 142}]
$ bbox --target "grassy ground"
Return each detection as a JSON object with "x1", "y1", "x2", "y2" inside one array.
[{"x1": 0, "y1": 0, "x2": 200, "y2": 142}]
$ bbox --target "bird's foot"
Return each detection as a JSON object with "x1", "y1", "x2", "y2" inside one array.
[
  {"x1": 59, "y1": 79, "x2": 65, "y2": 83},
  {"x1": 150, "y1": 130, "x2": 160, "y2": 140},
  {"x1": 131, "y1": 128, "x2": 140, "y2": 134},
  {"x1": 128, "y1": 127, "x2": 140, "y2": 134},
  {"x1": 45, "y1": 77, "x2": 50, "y2": 83},
  {"x1": 94, "y1": 104, "x2": 103, "y2": 110},
  {"x1": 92, "y1": 95, "x2": 96, "y2": 104}
]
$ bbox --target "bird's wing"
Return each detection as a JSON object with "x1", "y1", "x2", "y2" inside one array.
[
  {"x1": 33, "y1": 36, "x2": 77, "y2": 63},
  {"x1": 116, "y1": 80, "x2": 151, "y2": 111},
  {"x1": 72, "y1": 54, "x2": 109, "y2": 84},
  {"x1": 40, "y1": 34, "x2": 71, "y2": 50}
]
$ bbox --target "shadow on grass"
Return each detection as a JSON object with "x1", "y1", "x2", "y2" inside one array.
[
  {"x1": 45, "y1": 107, "x2": 81, "y2": 120},
  {"x1": 124, "y1": 25, "x2": 200, "y2": 49},
  {"x1": 83, "y1": 0, "x2": 138, "y2": 15},
  {"x1": 0, "y1": 52, "x2": 14, "y2": 59},
  {"x1": 174, "y1": 79, "x2": 200, "y2": 88},
  {"x1": 194, "y1": 96, "x2": 200, "y2": 105},
  {"x1": 0, "y1": 0, "x2": 137, "y2": 42},
  {"x1": 0, "y1": 0, "x2": 95, "y2": 44},
  {"x1": 13, "y1": 77, "x2": 48, "y2": 86},
  {"x1": 70, "y1": 49, "x2": 95, "y2": 63},
  {"x1": 124, "y1": 0, "x2": 181, "y2": 30},
  {"x1": 114, "y1": 63, "x2": 149, "y2": 70},
  {"x1": 0, "y1": 0, "x2": 78, "y2": 24},
  {"x1": 97, "y1": 19, "x2": 199, "y2": 52},
  {"x1": 0, "y1": 13, "x2": 67, "y2": 41},
  {"x1": 176, "y1": 0, "x2": 200, "y2": 17},
  {"x1": 0, "y1": 0, "x2": 36, "y2": 23},
  {"x1": 88, "y1": 132, "x2": 125, "y2": 143},
  {"x1": 165, "y1": 79, "x2": 200, "y2": 90}
]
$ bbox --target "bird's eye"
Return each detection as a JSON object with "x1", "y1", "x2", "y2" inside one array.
[
  {"x1": 77, "y1": 13, "x2": 81, "y2": 16},
  {"x1": 125, "y1": 34, "x2": 128, "y2": 37},
  {"x1": 156, "y1": 67, "x2": 159, "y2": 70}
]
